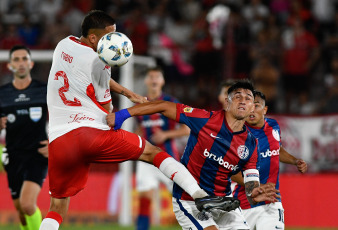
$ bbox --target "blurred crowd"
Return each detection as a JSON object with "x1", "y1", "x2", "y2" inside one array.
[{"x1": 0, "y1": 0, "x2": 338, "y2": 114}]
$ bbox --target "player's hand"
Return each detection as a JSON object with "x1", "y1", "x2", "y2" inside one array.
[
  {"x1": 38, "y1": 140, "x2": 49, "y2": 158},
  {"x1": 150, "y1": 128, "x2": 167, "y2": 144},
  {"x1": 106, "y1": 113, "x2": 116, "y2": 127},
  {"x1": 0, "y1": 117, "x2": 7, "y2": 130},
  {"x1": 128, "y1": 93, "x2": 148, "y2": 104},
  {"x1": 296, "y1": 159, "x2": 307, "y2": 173},
  {"x1": 251, "y1": 183, "x2": 280, "y2": 203}
]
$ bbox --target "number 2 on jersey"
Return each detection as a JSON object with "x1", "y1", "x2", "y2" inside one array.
[{"x1": 54, "y1": 71, "x2": 82, "y2": 106}]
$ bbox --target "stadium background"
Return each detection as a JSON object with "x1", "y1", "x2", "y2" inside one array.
[{"x1": 0, "y1": 0, "x2": 338, "y2": 229}]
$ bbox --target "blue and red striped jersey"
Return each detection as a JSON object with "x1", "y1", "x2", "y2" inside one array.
[
  {"x1": 233, "y1": 117, "x2": 282, "y2": 209},
  {"x1": 173, "y1": 104, "x2": 260, "y2": 201},
  {"x1": 136, "y1": 93, "x2": 180, "y2": 160}
]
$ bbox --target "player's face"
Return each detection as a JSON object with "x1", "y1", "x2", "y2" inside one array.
[
  {"x1": 227, "y1": 88, "x2": 254, "y2": 120},
  {"x1": 8, "y1": 49, "x2": 34, "y2": 79},
  {"x1": 93, "y1": 24, "x2": 116, "y2": 51},
  {"x1": 246, "y1": 96, "x2": 267, "y2": 126},
  {"x1": 144, "y1": 70, "x2": 165, "y2": 93},
  {"x1": 218, "y1": 86, "x2": 230, "y2": 109}
]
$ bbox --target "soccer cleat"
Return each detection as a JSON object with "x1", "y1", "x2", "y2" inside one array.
[{"x1": 195, "y1": 195, "x2": 240, "y2": 212}]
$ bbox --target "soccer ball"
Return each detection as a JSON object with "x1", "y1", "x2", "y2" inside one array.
[{"x1": 97, "y1": 32, "x2": 133, "y2": 67}]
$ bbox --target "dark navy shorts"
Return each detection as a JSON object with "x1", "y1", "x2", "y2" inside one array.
[{"x1": 3, "y1": 150, "x2": 48, "y2": 199}]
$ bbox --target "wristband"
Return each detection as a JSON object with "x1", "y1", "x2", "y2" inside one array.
[{"x1": 114, "y1": 109, "x2": 131, "y2": 130}]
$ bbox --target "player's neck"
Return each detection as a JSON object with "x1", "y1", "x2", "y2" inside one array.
[
  {"x1": 225, "y1": 113, "x2": 245, "y2": 132},
  {"x1": 147, "y1": 90, "x2": 162, "y2": 100},
  {"x1": 12, "y1": 75, "x2": 32, "y2": 90}
]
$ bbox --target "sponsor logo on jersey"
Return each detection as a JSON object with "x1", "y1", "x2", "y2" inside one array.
[
  {"x1": 68, "y1": 113, "x2": 95, "y2": 123},
  {"x1": 272, "y1": 129, "x2": 280, "y2": 141},
  {"x1": 61, "y1": 51, "x2": 73, "y2": 63},
  {"x1": 7, "y1": 114, "x2": 15, "y2": 123},
  {"x1": 260, "y1": 148, "x2": 280, "y2": 158},
  {"x1": 29, "y1": 107, "x2": 42, "y2": 122},
  {"x1": 203, "y1": 149, "x2": 239, "y2": 171},
  {"x1": 104, "y1": 89, "x2": 111, "y2": 98},
  {"x1": 237, "y1": 145, "x2": 249, "y2": 159},
  {"x1": 210, "y1": 133, "x2": 221, "y2": 139},
  {"x1": 17, "y1": 109, "x2": 29, "y2": 115},
  {"x1": 183, "y1": 107, "x2": 194, "y2": 113},
  {"x1": 141, "y1": 119, "x2": 164, "y2": 128},
  {"x1": 14, "y1": 94, "x2": 30, "y2": 102},
  {"x1": 104, "y1": 65, "x2": 110, "y2": 70}
]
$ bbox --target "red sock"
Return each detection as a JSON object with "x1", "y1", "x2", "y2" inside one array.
[
  {"x1": 138, "y1": 197, "x2": 151, "y2": 216},
  {"x1": 153, "y1": 151, "x2": 171, "y2": 168},
  {"x1": 45, "y1": 211, "x2": 63, "y2": 225}
]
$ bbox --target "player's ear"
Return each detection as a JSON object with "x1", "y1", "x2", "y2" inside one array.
[
  {"x1": 264, "y1": 106, "x2": 268, "y2": 115},
  {"x1": 29, "y1": 60, "x2": 34, "y2": 70}
]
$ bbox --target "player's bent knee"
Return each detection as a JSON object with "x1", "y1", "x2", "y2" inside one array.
[{"x1": 139, "y1": 141, "x2": 162, "y2": 163}]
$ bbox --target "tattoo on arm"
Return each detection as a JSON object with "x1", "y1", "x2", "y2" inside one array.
[
  {"x1": 120, "y1": 90, "x2": 126, "y2": 96},
  {"x1": 245, "y1": 181, "x2": 259, "y2": 205}
]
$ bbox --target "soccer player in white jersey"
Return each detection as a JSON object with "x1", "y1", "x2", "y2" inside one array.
[{"x1": 39, "y1": 10, "x2": 238, "y2": 230}]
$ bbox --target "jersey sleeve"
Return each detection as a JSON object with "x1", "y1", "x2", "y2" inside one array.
[
  {"x1": 91, "y1": 59, "x2": 112, "y2": 105},
  {"x1": 176, "y1": 103, "x2": 211, "y2": 133}
]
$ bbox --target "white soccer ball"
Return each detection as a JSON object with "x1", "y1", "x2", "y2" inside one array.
[{"x1": 97, "y1": 32, "x2": 133, "y2": 67}]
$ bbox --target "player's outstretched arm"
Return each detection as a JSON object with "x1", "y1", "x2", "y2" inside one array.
[
  {"x1": 279, "y1": 147, "x2": 308, "y2": 173},
  {"x1": 106, "y1": 100, "x2": 177, "y2": 130},
  {"x1": 109, "y1": 79, "x2": 148, "y2": 104}
]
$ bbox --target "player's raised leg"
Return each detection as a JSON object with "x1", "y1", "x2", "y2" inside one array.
[
  {"x1": 39, "y1": 197, "x2": 69, "y2": 230},
  {"x1": 138, "y1": 141, "x2": 208, "y2": 199}
]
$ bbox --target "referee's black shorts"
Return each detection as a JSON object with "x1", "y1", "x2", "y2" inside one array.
[{"x1": 3, "y1": 151, "x2": 48, "y2": 199}]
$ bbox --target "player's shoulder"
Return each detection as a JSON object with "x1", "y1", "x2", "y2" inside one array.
[
  {"x1": 265, "y1": 117, "x2": 280, "y2": 129},
  {"x1": 162, "y1": 93, "x2": 179, "y2": 103},
  {"x1": 31, "y1": 79, "x2": 47, "y2": 87},
  {"x1": 0, "y1": 82, "x2": 13, "y2": 91}
]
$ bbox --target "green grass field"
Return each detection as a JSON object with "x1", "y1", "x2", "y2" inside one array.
[{"x1": 1, "y1": 224, "x2": 338, "y2": 230}]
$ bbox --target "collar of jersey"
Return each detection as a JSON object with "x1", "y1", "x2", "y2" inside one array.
[{"x1": 69, "y1": 36, "x2": 93, "y2": 50}]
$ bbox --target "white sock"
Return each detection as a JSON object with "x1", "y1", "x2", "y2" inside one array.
[
  {"x1": 158, "y1": 157, "x2": 207, "y2": 198},
  {"x1": 39, "y1": 218, "x2": 60, "y2": 230}
]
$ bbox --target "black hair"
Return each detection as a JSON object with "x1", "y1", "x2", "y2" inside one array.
[
  {"x1": 227, "y1": 80, "x2": 254, "y2": 97},
  {"x1": 253, "y1": 90, "x2": 266, "y2": 101},
  {"x1": 9, "y1": 45, "x2": 31, "y2": 59},
  {"x1": 146, "y1": 66, "x2": 164, "y2": 75},
  {"x1": 81, "y1": 10, "x2": 116, "y2": 37}
]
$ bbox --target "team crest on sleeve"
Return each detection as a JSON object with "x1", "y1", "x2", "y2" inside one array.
[
  {"x1": 272, "y1": 129, "x2": 280, "y2": 141},
  {"x1": 183, "y1": 107, "x2": 194, "y2": 113},
  {"x1": 237, "y1": 145, "x2": 249, "y2": 159},
  {"x1": 29, "y1": 107, "x2": 42, "y2": 122}
]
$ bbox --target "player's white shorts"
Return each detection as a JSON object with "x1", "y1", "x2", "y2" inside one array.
[
  {"x1": 242, "y1": 202, "x2": 284, "y2": 230},
  {"x1": 172, "y1": 197, "x2": 250, "y2": 230},
  {"x1": 136, "y1": 161, "x2": 173, "y2": 192}
]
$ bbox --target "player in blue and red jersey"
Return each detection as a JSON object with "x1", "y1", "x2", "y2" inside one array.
[
  {"x1": 232, "y1": 91, "x2": 307, "y2": 230},
  {"x1": 135, "y1": 67, "x2": 189, "y2": 230},
  {"x1": 107, "y1": 81, "x2": 279, "y2": 230}
]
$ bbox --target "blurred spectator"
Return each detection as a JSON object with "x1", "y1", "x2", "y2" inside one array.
[
  {"x1": 55, "y1": 0, "x2": 84, "y2": 36},
  {"x1": 319, "y1": 56, "x2": 338, "y2": 114},
  {"x1": 39, "y1": 0, "x2": 62, "y2": 24},
  {"x1": 18, "y1": 14, "x2": 40, "y2": 48},
  {"x1": 269, "y1": 0, "x2": 290, "y2": 24},
  {"x1": 321, "y1": 12, "x2": 338, "y2": 71},
  {"x1": 251, "y1": 55, "x2": 280, "y2": 113},
  {"x1": 0, "y1": 24, "x2": 23, "y2": 49},
  {"x1": 242, "y1": 0, "x2": 270, "y2": 36},
  {"x1": 249, "y1": 18, "x2": 281, "y2": 67},
  {"x1": 123, "y1": 4, "x2": 150, "y2": 55},
  {"x1": 281, "y1": 17, "x2": 319, "y2": 113}
]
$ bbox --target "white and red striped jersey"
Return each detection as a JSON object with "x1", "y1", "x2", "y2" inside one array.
[{"x1": 47, "y1": 36, "x2": 112, "y2": 142}]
